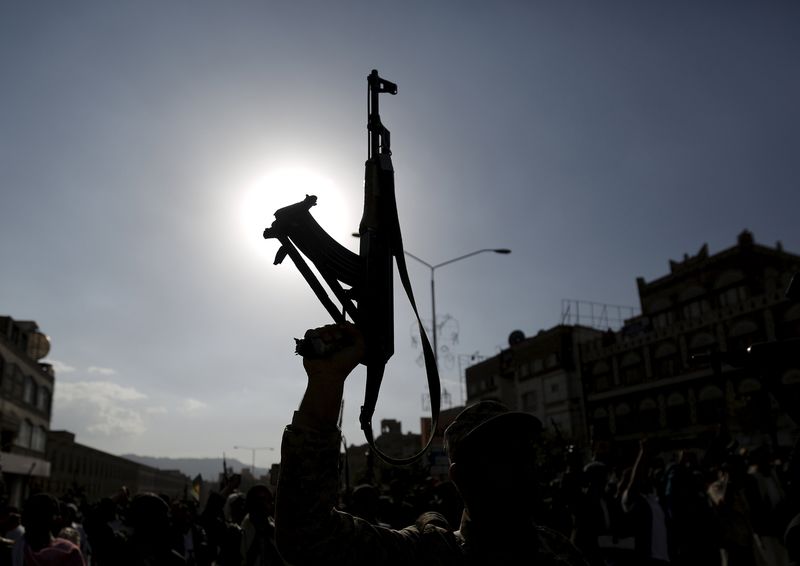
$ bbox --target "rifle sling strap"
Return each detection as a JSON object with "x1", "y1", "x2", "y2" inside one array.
[{"x1": 359, "y1": 240, "x2": 440, "y2": 467}]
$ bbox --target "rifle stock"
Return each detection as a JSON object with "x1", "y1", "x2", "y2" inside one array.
[{"x1": 262, "y1": 70, "x2": 440, "y2": 465}]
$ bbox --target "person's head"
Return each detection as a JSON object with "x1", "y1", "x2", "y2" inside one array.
[
  {"x1": 62, "y1": 502, "x2": 79, "y2": 524},
  {"x1": 127, "y1": 492, "x2": 171, "y2": 543},
  {"x1": 444, "y1": 400, "x2": 542, "y2": 522},
  {"x1": 349, "y1": 484, "x2": 380, "y2": 523},
  {"x1": 225, "y1": 492, "x2": 246, "y2": 525},
  {"x1": 245, "y1": 484, "x2": 274, "y2": 523},
  {"x1": 22, "y1": 493, "x2": 60, "y2": 537},
  {"x1": 583, "y1": 461, "x2": 610, "y2": 494}
]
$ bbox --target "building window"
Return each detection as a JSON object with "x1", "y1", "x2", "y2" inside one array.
[
  {"x1": 697, "y1": 385, "x2": 725, "y2": 425},
  {"x1": 688, "y1": 332, "x2": 717, "y2": 359},
  {"x1": 666, "y1": 392, "x2": 689, "y2": 429},
  {"x1": 16, "y1": 420, "x2": 32, "y2": 448},
  {"x1": 532, "y1": 359, "x2": 543, "y2": 373},
  {"x1": 591, "y1": 408, "x2": 609, "y2": 439},
  {"x1": 23, "y1": 377, "x2": 36, "y2": 405},
  {"x1": 639, "y1": 398, "x2": 659, "y2": 432},
  {"x1": 652, "y1": 311, "x2": 674, "y2": 329},
  {"x1": 719, "y1": 285, "x2": 748, "y2": 308},
  {"x1": 615, "y1": 403, "x2": 632, "y2": 435},
  {"x1": 37, "y1": 387, "x2": 51, "y2": 413},
  {"x1": 521, "y1": 391, "x2": 538, "y2": 412},
  {"x1": 653, "y1": 342, "x2": 679, "y2": 379},
  {"x1": 31, "y1": 426, "x2": 46, "y2": 452},
  {"x1": 779, "y1": 304, "x2": 800, "y2": 341},
  {"x1": 591, "y1": 361, "x2": 611, "y2": 393},
  {"x1": 682, "y1": 299, "x2": 711, "y2": 322},
  {"x1": 727, "y1": 319, "x2": 760, "y2": 353},
  {"x1": 620, "y1": 353, "x2": 643, "y2": 386}
]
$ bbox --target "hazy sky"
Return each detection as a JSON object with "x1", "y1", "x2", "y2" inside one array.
[{"x1": 2, "y1": 1, "x2": 798, "y2": 471}]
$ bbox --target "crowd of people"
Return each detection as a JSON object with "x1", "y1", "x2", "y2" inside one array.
[
  {"x1": 273, "y1": 323, "x2": 799, "y2": 566},
  {"x1": 0, "y1": 425, "x2": 796, "y2": 565},
  {"x1": 0, "y1": 321, "x2": 796, "y2": 565},
  {"x1": 0, "y1": 478, "x2": 285, "y2": 566}
]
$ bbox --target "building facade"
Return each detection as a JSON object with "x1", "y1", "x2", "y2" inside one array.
[
  {"x1": 580, "y1": 231, "x2": 800, "y2": 458},
  {"x1": 464, "y1": 325, "x2": 604, "y2": 447},
  {"x1": 0, "y1": 317, "x2": 54, "y2": 507},
  {"x1": 46, "y1": 430, "x2": 189, "y2": 501},
  {"x1": 461, "y1": 231, "x2": 800, "y2": 464}
]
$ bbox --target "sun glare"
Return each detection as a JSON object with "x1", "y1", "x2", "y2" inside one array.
[{"x1": 239, "y1": 167, "x2": 358, "y2": 261}]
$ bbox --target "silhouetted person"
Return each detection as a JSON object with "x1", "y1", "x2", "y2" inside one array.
[
  {"x1": 198, "y1": 477, "x2": 241, "y2": 566},
  {"x1": 60, "y1": 503, "x2": 90, "y2": 566},
  {"x1": 171, "y1": 500, "x2": 211, "y2": 566},
  {"x1": 745, "y1": 446, "x2": 790, "y2": 566},
  {"x1": 708, "y1": 452, "x2": 758, "y2": 566},
  {"x1": 662, "y1": 450, "x2": 721, "y2": 566},
  {"x1": 571, "y1": 461, "x2": 616, "y2": 566},
  {"x1": 274, "y1": 322, "x2": 589, "y2": 566},
  {"x1": 13, "y1": 492, "x2": 84, "y2": 566},
  {"x1": 121, "y1": 492, "x2": 184, "y2": 566},
  {"x1": 240, "y1": 485, "x2": 284, "y2": 566},
  {"x1": 620, "y1": 440, "x2": 670, "y2": 565},
  {"x1": 348, "y1": 484, "x2": 389, "y2": 527}
]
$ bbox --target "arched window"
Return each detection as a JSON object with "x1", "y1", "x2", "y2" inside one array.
[
  {"x1": 680, "y1": 286, "x2": 710, "y2": 322},
  {"x1": 620, "y1": 353, "x2": 643, "y2": 386},
  {"x1": 615, "y1": 403, "x2": 632, "y2": 435},
  {"x1": 639, "y1": 397, "x2": 659, "y2": 431},
  {"x1": 697, "y1": 385, "x2": 725, "y2": 425},
  {"x1": 727, "y1": 319, "x2": 760, "y2": 353},
  {"x1": 666, "y1": 392, "x2": 689, "y2": 429},
  {"x1": 780, "y1": 370, "x2": 800, "y2": 412},
  {"x1": 780, "y1": 305, "x2": 800, "y2": 340},
  {"x1": 688, "y1": 333, "x2": 717, "y2": 361},
  {"x1": 653, "y1": 342, "x2": 679, "y2": 378},
  {"x1": 591, "y1": 407, "x2": 609, "y2": 438},
  {"x1": 738, "y1": 379, "x2": 762, "y2": 396},
  {"x1": 591, "y1": 361, "x2": 611, "y2": 392}
]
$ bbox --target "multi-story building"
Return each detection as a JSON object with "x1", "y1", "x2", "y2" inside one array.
[
  {"x1": 580, "y1": 230, "x2": 800, "y2": 458},
  {"x1": 0, "y1": 317, "x2": 54, "y2": 507},
  {"x1": 46, "y1": 430, "x2": 189, "y2": 501},
  {"x1": 460, "y1": 231, "x2": 799, "y2": 465},
  {"x1": 464, "y1": 325, "x2": 604, "y2": 447},
  {"x1": 345, "y1": 419, "x2": 425, "y2": 487},
  {"x1": 1, "y1": 315, "x2": 192, "y2": 506}
]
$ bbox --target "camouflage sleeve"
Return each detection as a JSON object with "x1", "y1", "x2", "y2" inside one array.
[{"x1": 275, "y1": 415, "x2": 450, "y2": 566}]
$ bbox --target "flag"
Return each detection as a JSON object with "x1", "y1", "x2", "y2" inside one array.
[{"x1": 191, "y1": 474, "x2": 203, "y2": 501}]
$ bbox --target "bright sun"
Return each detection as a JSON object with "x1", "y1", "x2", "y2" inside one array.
[{"x1": 239, "y1": 167, "x2": 358, "y2": 261}]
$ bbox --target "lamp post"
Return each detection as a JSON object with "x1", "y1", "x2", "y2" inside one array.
[
  {"x1": 403, "y1": 248, "x2": 511, "y2": 367},
  {"x1": 233, "y1": 445, "x2": 274, "y2": 474}
]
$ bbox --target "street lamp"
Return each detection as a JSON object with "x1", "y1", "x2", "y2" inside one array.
[
  {"x1": 403, "y1": 248, "x2": 511, "y2": 366},
  {"x1": 233, "y1": 445, "x2": 275, "y2": 473}
]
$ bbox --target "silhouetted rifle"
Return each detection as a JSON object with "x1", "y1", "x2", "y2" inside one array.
[{"x1": 263, "y1": 70, "x2": 439, "y2": 465}]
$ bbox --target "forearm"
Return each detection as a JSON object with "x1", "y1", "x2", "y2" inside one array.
[
  {"x1": 295, "y1": 378, "x2": 345, "y2": 431},
  {"x1": 625, "y1": 448, "x2": 647, "y2": 494},
  {"x1": 275, "y1": 419, "x2": 420, "y2": 566},
  {"x1": 275, "y1": 415, "x2": 343, "y2": 565}
]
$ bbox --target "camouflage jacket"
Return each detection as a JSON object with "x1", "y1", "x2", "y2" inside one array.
[{"x1": 275, "y1": 414, "x2": 589, "y2": 566}]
